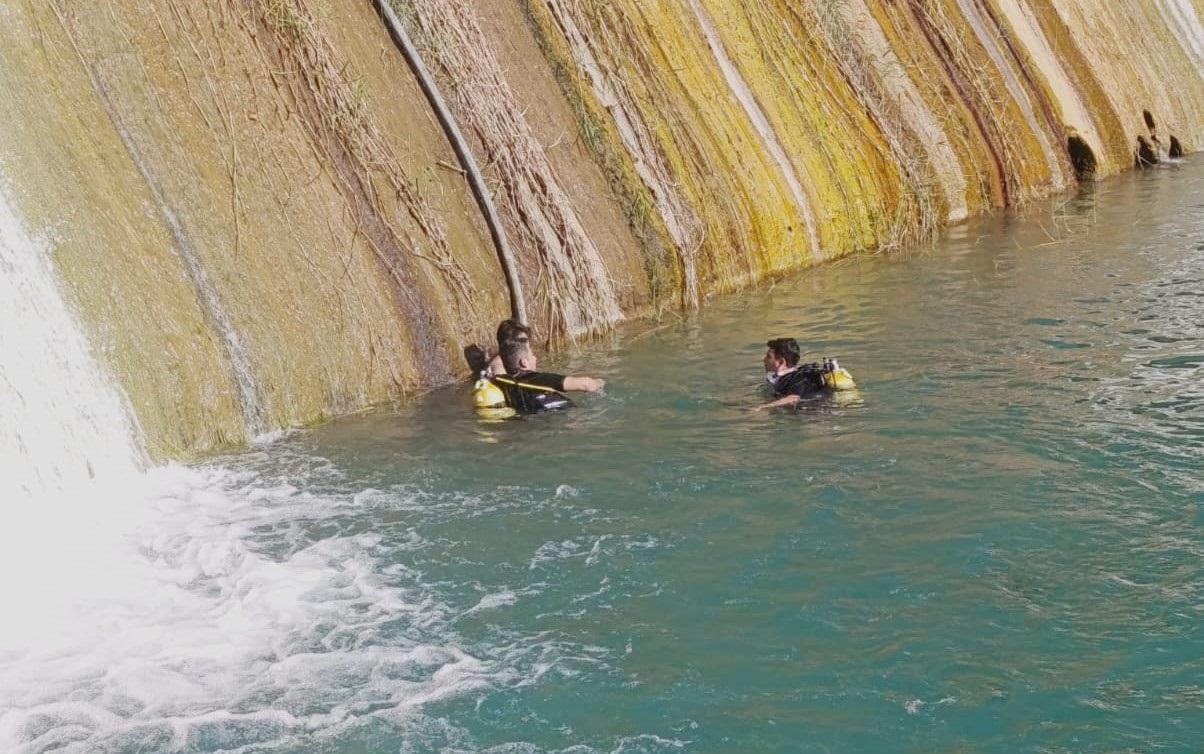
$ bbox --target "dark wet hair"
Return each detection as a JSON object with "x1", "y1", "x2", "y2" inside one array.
[
  {"x1": 464, "y1": 344, "x2": 489, "y2": 374},
  {"x1": 767, "y1": 337, "x2": 801, "y2": 367},
  {"x1": 500, "y1": 338, "x2": 532, "y2": 374},
  {"x1": 496, "y1": 319, "x2": 531, "y2": 348}
]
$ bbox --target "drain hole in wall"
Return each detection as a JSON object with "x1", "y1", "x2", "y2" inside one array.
[
  {"x1": 1135, "y1": 136, "x2": 1159, "y2": 167},
  {"x1": 1169, "y1": 135, "x2": 1183, "y2": 159},
  {"x1": 1067, "y1": 135, "x2": 1097, "y2": 181}
]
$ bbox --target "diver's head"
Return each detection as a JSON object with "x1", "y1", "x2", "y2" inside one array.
[
  {"x1": 500, "y1": 338, "x2": 537, "y2": 374},
  {"x1": 496, "y1": 319, "x2": 531, "y2": 348},
  {"x1": 764, "y1": 337, "x2": 801, "y2": 374}
]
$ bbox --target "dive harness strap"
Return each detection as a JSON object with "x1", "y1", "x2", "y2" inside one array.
[{"x1": 491, "y1": 375, "x2": 571, "y2": 402}]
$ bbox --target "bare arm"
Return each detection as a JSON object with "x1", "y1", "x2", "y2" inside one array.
[
  {"x1": 562, "y1": 375, "x2": 605, "y2": 393},
  {"x1": 751, "y1": 394, "x2": 800, "y2": 412}
]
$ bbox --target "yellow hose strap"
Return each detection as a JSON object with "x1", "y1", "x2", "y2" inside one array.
[{"x1": 492, "y1": 376, "x2": 566, "y2": 395}]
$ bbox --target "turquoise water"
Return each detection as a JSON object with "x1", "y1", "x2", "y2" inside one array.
[
  {"x1": 209, "y1": 161, "x2": 1202, "y2": 752},
  {"x1": 11, "y1": 162, "x2": 1200, "y2": 753}
]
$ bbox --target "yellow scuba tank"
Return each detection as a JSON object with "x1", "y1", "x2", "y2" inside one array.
[
  {"x1": 472, "y1": 376, "x2": 516, "y2": 419},
  {"x1": 821, "y1": 358, "x2": 857, "y2": 391}
]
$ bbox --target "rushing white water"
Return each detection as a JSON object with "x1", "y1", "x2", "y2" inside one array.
[
  {"x1": 0, "y1": 462, "x2": 495, "y2": 753},
  {"x1": 0, "y1": 187, "x2": 142, "y2": 503},
  {"x1": 0, "y1": 190, "x2": 489, "y2": 751}
]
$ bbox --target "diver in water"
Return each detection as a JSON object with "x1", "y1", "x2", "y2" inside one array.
[
  {"x1": 487, "y1": 337, "x2": 604, "y2": 414},
  {"x1": 753, "y1": 337, "x2": 822, "y2": 411},
  {"x1": 487, "y1": 318, "x2": 529, "y2": 375},
  {"x1": 463, "y1": 318, "x2": 530, "y2": 381},
  {"x1": 752, "y1": 337, "x2": 856, "y2": 411}
]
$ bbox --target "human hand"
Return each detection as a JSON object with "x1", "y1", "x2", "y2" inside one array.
[{"x1": 564, "y1": 375, "x2": 605, "y2": 393}]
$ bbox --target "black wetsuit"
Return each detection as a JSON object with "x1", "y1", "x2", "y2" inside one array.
[
  {"x1": 771, "y1": 365, "x2": 826, "y2": 399},
  {"x1": 492, "y1": 371, "x2": 575, "y2": 414}
]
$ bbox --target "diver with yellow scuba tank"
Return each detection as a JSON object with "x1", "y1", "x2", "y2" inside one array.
[
  {"x1": 470, "y1": 321, "x2": 604, "y2": 418},
  {"x1": 469, "y1": 323, "x2": 850, "y2": 417},
  {"x1": 752, "y1": 337, "x2": 856, "y2": 411}
]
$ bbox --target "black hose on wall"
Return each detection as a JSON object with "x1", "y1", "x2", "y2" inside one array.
[{"x1": 370, "y1": 0, "x2": 529, "y2": 326}]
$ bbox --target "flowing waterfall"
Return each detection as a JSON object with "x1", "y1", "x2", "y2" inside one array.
[
  {"x1": 0, "y1": 187, "x2": 143, "y2": 503},
  {"x1": 1, "y1": 184, "x2": 146, "y2": 702},
  {"x1": 0, "y1": 188, "x2": 481, "y2": 751}
]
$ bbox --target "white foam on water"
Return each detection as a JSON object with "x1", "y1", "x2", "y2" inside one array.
[
  {"x1": 608, "y1": 734, "x2": 691, "y2": 752},
  {"x1": 463, "y1": 590, "x2": 518, "y2": 616},
  {"x1": 0, "y1": 188, "x2": 491, "y2": 751},
  {"x1": 0, "y1": 464, "x2": 496, "y2": 753}
]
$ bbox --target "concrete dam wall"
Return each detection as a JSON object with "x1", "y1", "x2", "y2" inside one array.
[{"x1": 2, "y1": 0, "x2": 1202, "y2": 460}]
